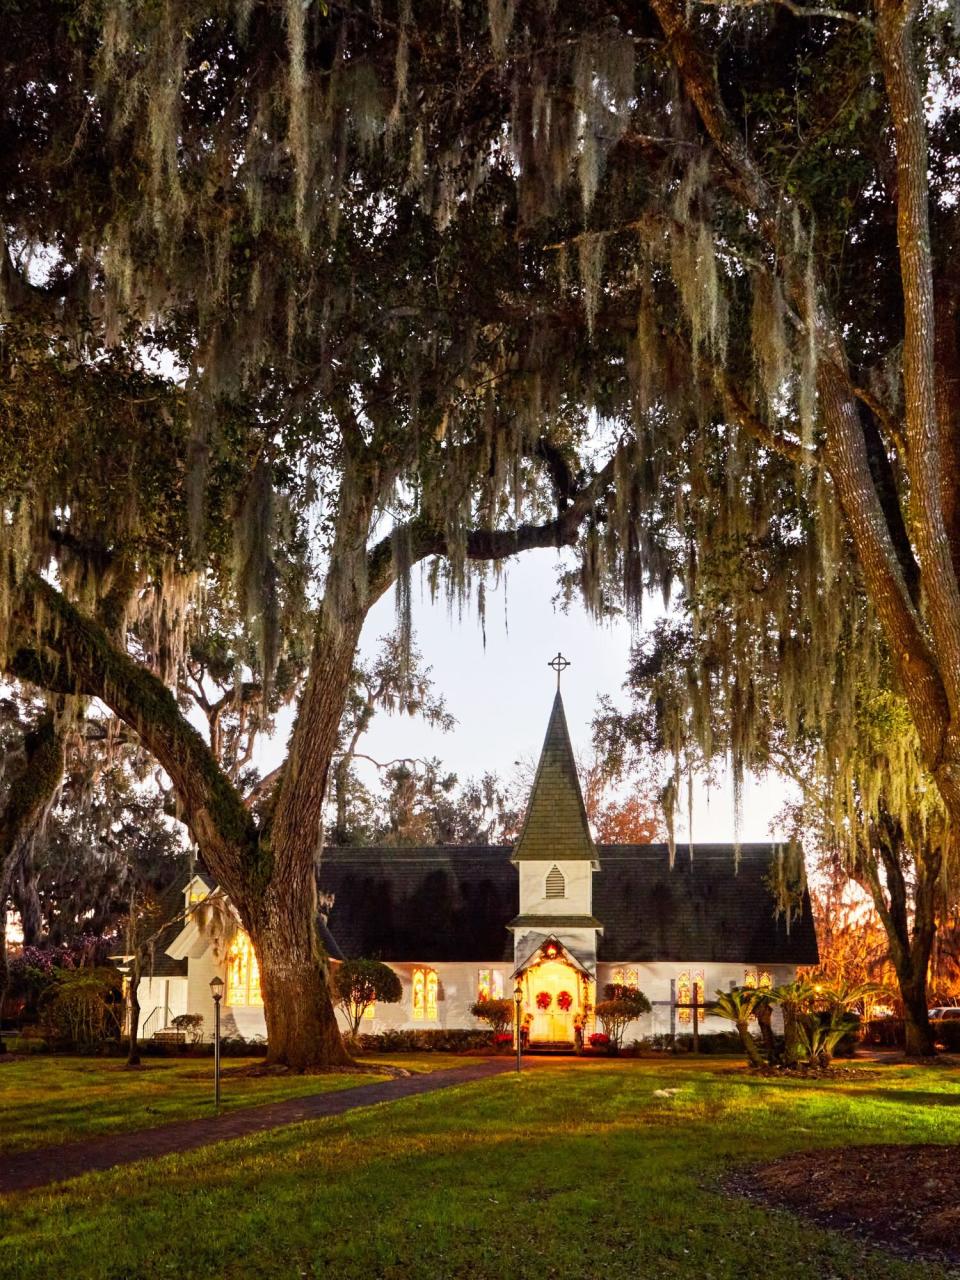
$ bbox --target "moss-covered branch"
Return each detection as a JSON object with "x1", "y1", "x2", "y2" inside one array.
[{"x1": 9, "y1": 574, "x2": 263, "y2": 908}]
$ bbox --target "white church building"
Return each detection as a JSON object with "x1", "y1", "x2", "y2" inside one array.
[{"x1": 138, "y1": 690, "x2": 819, "y2": 1046}]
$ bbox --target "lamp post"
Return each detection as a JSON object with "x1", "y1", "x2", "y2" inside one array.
[
  {"x1": 514, "y1": 977, "x2": 523, "y2": 1075},
  {"x1": 209, "y1": 975, "x2": 224, "y2": 1111}
]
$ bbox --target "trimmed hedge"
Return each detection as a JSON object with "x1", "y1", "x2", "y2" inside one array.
[
  {"x1": 351, "y1": 1028, "x2": 494, "y2": 1053},
  {"x1": 934, "y1": 1019, "x2": 960, "y2": 1051},
  {"x1": 642, "y1": 1031, "x2": 752, "y2": 1055}
]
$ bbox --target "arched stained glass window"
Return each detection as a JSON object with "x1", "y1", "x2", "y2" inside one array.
[
  {"x1": 426, "y1": 971, "x2": 439, "y2": 1020},
  {"x1": 225, "y1": 932, "x2": 263, "y2": 1007}
]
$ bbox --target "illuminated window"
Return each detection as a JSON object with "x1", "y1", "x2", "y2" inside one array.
[
  {"x1": 744, "y1": 969, "x2": 773, "y2": 990},
  {"x1": 677, "y1": 969, "x2": 704, "y2": 1024},
  {"x1": 226, "y1": 932, "x2": 263, "y2": 1007},
  {"x1": 426, "y1": 970, "x2": 439, "y2": 1020},
  {"x1": 477, "y1": 969, "x2": 504, "y2": 1001},
  {"x1": 545, "y1": 865, "x2": 565, "y2": 899},
  {"x1": 412, "y1": 968, "x2": 438, "y2": 1021},
  {"x1": 362, "y1": 1000, "x2": 376, "y2": 1020},
  {"x1": 187, "y1": 881, "x2": 209, "y2": 904},
  {"x1": 613, "y1": 967, "x2": 639, "y2": 989},
  {"x1": 677, "y1": 970, "x2": 691, "y2": 1023}
]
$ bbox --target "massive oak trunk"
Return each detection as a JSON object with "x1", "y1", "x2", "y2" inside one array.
[
  {"x1": 254, "y1": 912, "x2": 349, "y2": 1071},
  {"x1": 858, "y1": 816, "x2": 939, "y2": 1057}
]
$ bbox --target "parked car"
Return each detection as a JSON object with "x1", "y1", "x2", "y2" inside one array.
[{"x1": 928, "y1": 1007, "x2": 960, "y2": 1021}]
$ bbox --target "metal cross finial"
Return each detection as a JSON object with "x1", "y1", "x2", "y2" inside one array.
[{"x1": 548, "y1": 651, "x2": 571, "y2": 690}]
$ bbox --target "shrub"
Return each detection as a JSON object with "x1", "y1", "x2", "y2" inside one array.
[
  {"x1": 595, "y1": 992, "x2": 652, "y2": 1050},
  {"x1": 935, "y1": 1020, "x2": 960, "y2": 1052},
  {"x1": 170, "y1": 1013, "x2": 205, "y2": 1044},
  {"x1": 469, "y1": 998, "x2": 513, "y2": 1038},
  {"x1": 861, "y1": 1016, "x2": 904, "y2": 1047},
  {"x1": 4, "y1": 1035, "x2": 49, "y2": 1054},
  {"x1": 40, "y1": 967, "x2": 123, "y2": 1047},
  {"x1": 333, "y1": 960, "x2": 403, "y2": 1036},
  {"x1": 351, "y1": 1028, "x2": 492, "y2": 1053},
  {"x1": 588, "y1": 1032, "x2": 610, "y2": 1049}
]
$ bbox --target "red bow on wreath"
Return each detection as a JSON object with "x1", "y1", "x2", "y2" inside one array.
[
  {"x1": 535, "y1": 991, "x2": 552, "y2": 1010},
  {"x1": 557, "y1": 990, "x2": 573, "y2": 1011}
]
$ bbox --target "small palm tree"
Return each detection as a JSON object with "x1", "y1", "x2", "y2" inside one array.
[
  {"x1": 770, "y1": 978, "x2": 816, "y2": 1064},
  {"x1": 712, "y1": 987, "x2": 765, "y2": 1067},
  {"x1": 794, "y1": 1009, "x2": 861, "y2": 1068}
]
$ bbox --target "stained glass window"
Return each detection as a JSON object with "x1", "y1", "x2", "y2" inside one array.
[
  {"x1": 225, "y1": 932, "x2": 263, "y2": 1006},
  {"x1": 412, "y1": 969, "x2": 426, "y2": 1020},
  {"x1": 477, "y1": 969, "x2": 505, "y2": 1001},
  {"x1": 677, "y1": 970, "x2": 691, "y2": 1023},
  {"x1": 426, "y1": 970, "x2": 439, "y2": 1020},
  {"x1": 745, "y1": 969, "x2": 773, "y2": 990}
]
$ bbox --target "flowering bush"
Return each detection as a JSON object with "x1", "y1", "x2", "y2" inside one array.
[
  {"x1": 493, "y1": 1032, "x2": 514, "y2": 1050},
  {"x1": 535, "y1": 991, "x2": 552, "y2": 1010},
  {"x1": 588, "y1": 1032, "x2": 610, "y2": 1048},
  {"x1": 557, "y1": 990, "x2": 573, "y2": 1011}
]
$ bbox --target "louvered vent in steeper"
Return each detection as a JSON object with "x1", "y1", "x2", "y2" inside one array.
[{"x1": 545, "y1": 865, "x2": 565, "y2": 899}]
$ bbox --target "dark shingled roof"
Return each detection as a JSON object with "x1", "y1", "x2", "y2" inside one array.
[
  {"x1": 319, "y1": 844, "x2": 820, "y2": 966},
  {"x1": 145, "y1": 874, "x2": 199, "y2": 978},
  {"x1": 512, "y1": 691, "x2": 596, "y2": 863},
  {"x1": 321, "y1": 847, "x2": 517, "y2": 962},
  {"x1": 594, "y1": 845, "x2": 819, "y2": 965}
]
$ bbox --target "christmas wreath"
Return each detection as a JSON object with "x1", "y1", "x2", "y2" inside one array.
[
  {"x1": 557, "y1": 990, "x2": 573, "y2": 1011},
  {"x1": 535, "y1": 991, "x2": 552, "y2": 1010}
]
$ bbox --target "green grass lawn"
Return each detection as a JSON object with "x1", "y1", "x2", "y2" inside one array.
[
  {"x1": 2, "y1": 1057, "x2": 959, "y2": 1280},
  {"x1": 0, "y1": 1053, "x2": 485, "y2": 1155}
]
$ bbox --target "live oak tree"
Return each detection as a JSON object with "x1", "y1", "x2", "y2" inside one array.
[
  {"x1": 1, "y1": 3, "x2": 648, "y2": 1069},
  {"x1": 5, "y1": 1, "x2": 960, "y2": 1066},
  {"x1": 597, "y1": 619, "x2": 947, "y2": 1053}
]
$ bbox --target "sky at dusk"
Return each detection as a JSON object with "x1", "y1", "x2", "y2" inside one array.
[{"x1": 259, "y1": 548, "x2": 795, "y2": 843}]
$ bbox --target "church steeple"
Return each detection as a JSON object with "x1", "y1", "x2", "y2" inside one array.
[{"x1": 512, "y1": 690, "x2": 598, "y2": 866}]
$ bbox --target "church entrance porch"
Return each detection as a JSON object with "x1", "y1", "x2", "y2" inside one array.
[{"x1": 515, "y1": 938, "x2": 594, "y2": 1048}]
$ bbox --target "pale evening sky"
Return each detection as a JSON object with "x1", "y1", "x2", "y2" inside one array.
[{"x1": 258, "y1": 548, "x2": 794, "y2": 843}]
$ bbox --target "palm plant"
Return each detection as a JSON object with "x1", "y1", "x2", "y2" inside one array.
[
  {"x1": 793, "y1": 1009, "x2": 861, "y2": 1068},
  {"x1": 712, "y1": 987, "x2": 765, "y2": 1067},
  {"x1": 770, "y1": 978, "x2": 817, "y2": 1065}
]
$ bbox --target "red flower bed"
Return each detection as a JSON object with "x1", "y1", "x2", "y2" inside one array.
[{"x1": 588, "y1": 1032, "x2": 610, "y2": 1048}]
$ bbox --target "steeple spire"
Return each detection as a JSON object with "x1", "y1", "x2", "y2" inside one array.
[{"x1": 512, "y1": 689, "x2": 597, "y2": 865}]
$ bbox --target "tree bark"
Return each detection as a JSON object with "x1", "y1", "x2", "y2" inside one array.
[
  {"x1": 253, "y1": 902, "x2": 349, "y2": 1070},
  {"x1": 736, "y1": 1017, "x2": 764, "y2": 1067},
  {"x1": 858, "y1": 815, "x2": 938, "y2": 1056},
  {"x1": 126, "y1": 952, "x2": 142, "y2": 1067}
]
